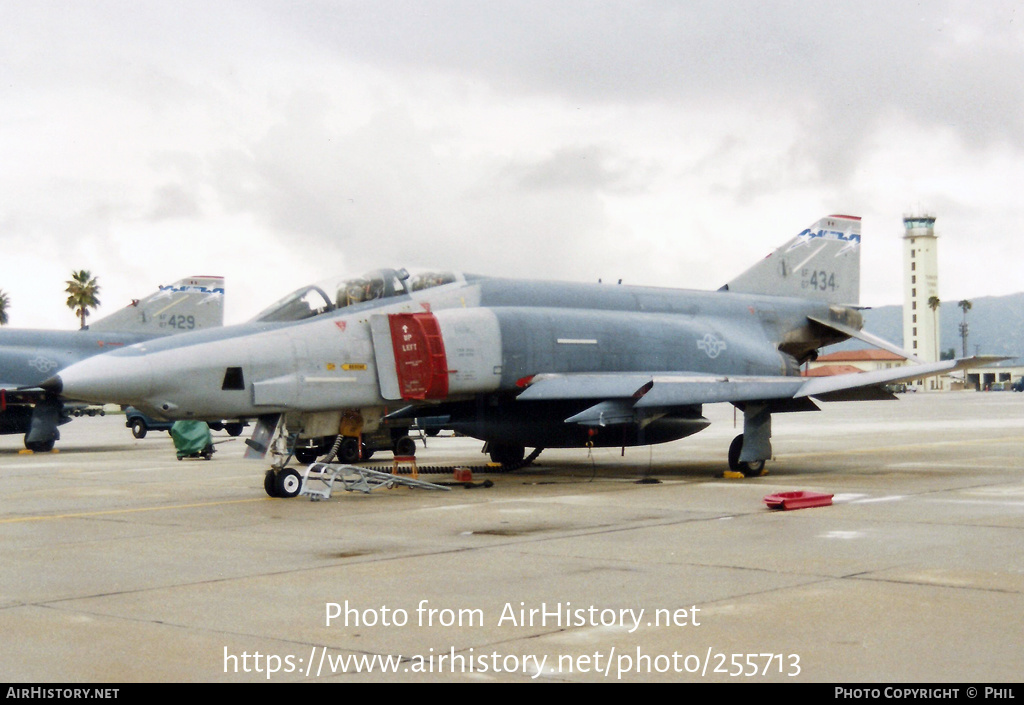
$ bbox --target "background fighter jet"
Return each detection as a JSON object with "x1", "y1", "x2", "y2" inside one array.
[
  {"x1": 50, "y1": 216, "x2": 1000, "y2": 496},
  {"x1": 1, "y1": 276, "x2": 224, "y2": 451}
]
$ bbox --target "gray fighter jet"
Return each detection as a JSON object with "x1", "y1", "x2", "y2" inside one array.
[
  {"x1": 48, "y1": 216, "x2": 1000, "y2": 495},
  {"x1": 1, "y1": 276, "x2": 224, "y2": 451}
]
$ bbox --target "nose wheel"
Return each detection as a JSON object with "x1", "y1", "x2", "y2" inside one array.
[{"x1": 265, "y1": 468, "x2": 303, "y2": 498}]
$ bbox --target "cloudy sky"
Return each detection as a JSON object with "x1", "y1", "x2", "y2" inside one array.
[{"x1": 2, "y1": 0, "x2": 1022, "y2": 328}]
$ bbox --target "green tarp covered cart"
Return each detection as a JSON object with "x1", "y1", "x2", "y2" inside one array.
[{"x1": 170, "y1": 420, "x2": 215, "y2": 460}]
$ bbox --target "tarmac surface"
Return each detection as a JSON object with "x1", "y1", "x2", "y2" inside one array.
[{"x1": 1, "y1": 392, "x2": 1023, "y2": 683}]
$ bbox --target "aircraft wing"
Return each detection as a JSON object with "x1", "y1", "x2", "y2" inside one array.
[
  {"x1": 517, "y1": 356, "x2": 1008, "y2": 419},
  {"x1": 518, "y1": 372, "x2": 806, "y2": 406}
]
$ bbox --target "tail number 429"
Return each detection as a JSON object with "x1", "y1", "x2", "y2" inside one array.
[{"x1": 164, "y1": 315, "x2": 196, "y2": 330}]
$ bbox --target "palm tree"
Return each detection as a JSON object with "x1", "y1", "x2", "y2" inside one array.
[
  {"x1": 927, "y1": 296, "x2": 941, "y2": 388},
  {"x1": 0, "y1": 289, "x2": 9, "y2": 326},
  {"x1": 65, "y1": 270, "x2": 101, "y2": 329},
  {"x1": 927, "y1": 295, "x2": 941, "y2": 351},
  {"x1": 958, "y1": 299, "x2": 972, "y2": 358}
]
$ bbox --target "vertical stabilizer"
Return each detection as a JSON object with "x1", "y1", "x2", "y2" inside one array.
[
  {"x1": 88, "y1": 276, "x2": 225, "y2": 334},
  {"x1": 723, "y1": 215, "x2": 861, "y2": 306}
]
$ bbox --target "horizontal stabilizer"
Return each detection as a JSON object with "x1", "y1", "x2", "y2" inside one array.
[
  {"x1": 797, "y1": 356, "x2": 1009, "y2": 399},
  {"x1": 808, "y1": 314, "x2": 923, "y2": 363}
]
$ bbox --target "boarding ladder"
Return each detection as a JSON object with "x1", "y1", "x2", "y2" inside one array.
[{"x1": 298, "y1": 462, "x2": 451, "y2": 501}]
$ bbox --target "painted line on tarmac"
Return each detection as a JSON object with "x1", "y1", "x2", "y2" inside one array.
[
  {"x1": 781, "y1": 434, "x2": 1024, "y2": 459},
  {"x1": 0, "y1": 497, "x2": 268, "y2": 524},
  {"x1": 925, "y1": 498, "x2": 1024, "y2": 508}
]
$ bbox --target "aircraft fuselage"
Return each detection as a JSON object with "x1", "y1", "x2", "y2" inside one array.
[
  {"x1": 0, "y1": 329, "x2": 152, "y2": 389},
  {"x1": 1, "y1": 275, "x2": 225, "y2": 451},
  {"x1": 54, "y1": 276, "x2": 842, "y2": 451}
]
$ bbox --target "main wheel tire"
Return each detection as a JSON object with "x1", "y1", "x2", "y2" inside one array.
[
  {"x1": 294, "y1": 447, "x2": 319, "y2": 464},
  {"x1": 489, "y1": 443, "x2": 524, "y2": 466},
  {"x1": 488, "y1": 442, "x2": 525, "y2": 470},
  {"x1": 741, "y1": 458, "x2": 766, "y2": 477},
  {"x1": 25, "y1": 439, "x2": 55, "y2": 453},
  {"x1": 393, "y1": 436, "x2": 417, "y2": 457},
  {"x1": 338, "y1": 437, "x2": 361, "y2": 464}
]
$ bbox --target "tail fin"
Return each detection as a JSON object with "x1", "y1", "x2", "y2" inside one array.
[
  {"x1": 88, "y1": 276, "x2": 225, "y2": 335},
  {"x1": 723, "y1": 215, "x2": 861, "y2": 306}
]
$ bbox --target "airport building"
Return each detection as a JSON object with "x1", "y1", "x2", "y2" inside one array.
[
  {"x1": 901, "y1": 214, "x2": 945, "y2": 390},
  {"x1": 902, "y1": 214, "x2": 940, "y2": 363},
  {"x1": 806, "y1": 349, "x2": 910, "y2": 376}
]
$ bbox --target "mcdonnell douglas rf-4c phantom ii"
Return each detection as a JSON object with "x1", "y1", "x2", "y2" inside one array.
[
  {"x1": 48, "y1": 216, "x2": 1001, "y2": 496},
  {"x1": 1, "y1": 276, "x2": 224, "y2": 452}
]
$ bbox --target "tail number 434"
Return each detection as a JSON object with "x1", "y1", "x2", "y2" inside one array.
[{"x1": 802, "y1": 269, "x2": 836, "y2": 292}]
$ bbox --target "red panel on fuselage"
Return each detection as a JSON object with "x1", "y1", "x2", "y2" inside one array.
[{"x1": 388, "y1": 313, "x2": 449, "y2": 400}]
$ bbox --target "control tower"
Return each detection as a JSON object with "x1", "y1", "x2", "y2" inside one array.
[{"x1": 902, "y1": 214, "x2": 941, "y2": 378}]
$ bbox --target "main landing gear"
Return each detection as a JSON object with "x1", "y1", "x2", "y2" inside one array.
[
  {"x1": 292, "y1": 432, "x2": 418, "y2": 466},
  {"x1": 484, "y1": 442, "x2": 544, "y2": 472},
  {"x1": 728, "y1": 434, "x2": 766, "y2": 477},
  {"x1": 726, "y1": 403, "x2": 772, "y2": 477}
]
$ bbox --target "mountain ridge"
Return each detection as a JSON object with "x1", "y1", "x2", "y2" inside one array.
[{"x1": 832, "y1": 292, "x2": 1024, "y2": 363}]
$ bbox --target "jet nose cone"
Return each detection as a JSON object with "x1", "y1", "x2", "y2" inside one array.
[{"x1": 57, "y1": 353, "x2": 154, "y2": 405}]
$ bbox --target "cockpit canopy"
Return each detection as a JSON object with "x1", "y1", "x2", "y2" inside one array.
[{"x1": 251, "y1": 268, "x2": 459, "y2": 323}]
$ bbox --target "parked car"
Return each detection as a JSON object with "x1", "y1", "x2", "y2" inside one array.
[
  {"x1": 1013, "y1": 377, "x2": 1024, "y2": 392},
  {"x1": 125, "y1": 407, "x2": 248, "y2": 439},
  {"x1": 125, "y1": 407, "x2": 173, "y2": 438}
]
